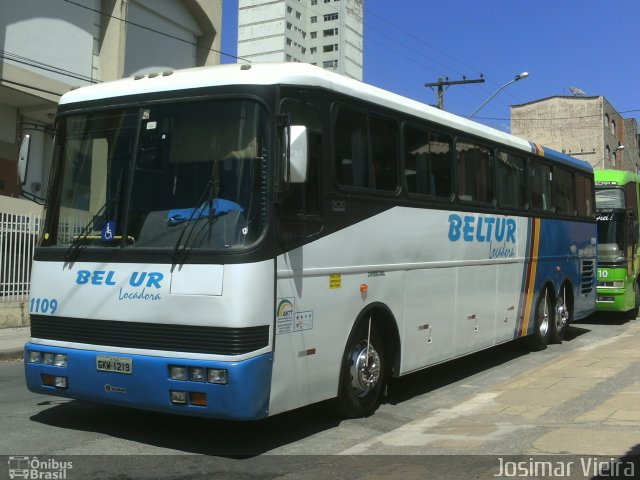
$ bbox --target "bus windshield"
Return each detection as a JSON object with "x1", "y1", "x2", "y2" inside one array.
[
  {"x1": 46, "y1": 99, "x2": 268, "y2": 252},
  {"x1": 596, "y1": 211, "x2": 627, "y2": 263}
]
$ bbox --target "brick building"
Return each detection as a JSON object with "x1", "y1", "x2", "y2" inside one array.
[{"x1": 511, "y1": 96, "x2": 640, "y2": 172}]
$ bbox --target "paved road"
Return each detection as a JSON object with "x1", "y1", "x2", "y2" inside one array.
[{"x1": 1, "y1": 315, "x2": 639, "y2": 479}]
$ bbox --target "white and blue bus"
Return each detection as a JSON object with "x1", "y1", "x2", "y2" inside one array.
[{"x1": 24, "y1": 63, "x2": 596, "y2": 420}]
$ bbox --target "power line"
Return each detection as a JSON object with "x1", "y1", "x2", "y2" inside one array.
[
  {"x1": 0, "y1": 49, "x2": 97, "y2": 84},
  {"x1": 62, "y1": 0, "x2": 250, "y2": 63},
  {"x1": 0, "y1": 77, "x2": 64, "y2": 97}
]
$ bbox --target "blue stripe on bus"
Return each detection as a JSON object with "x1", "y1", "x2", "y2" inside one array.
[{"x1": 24, "y1": 343, "x2": 273, "y2": 421}]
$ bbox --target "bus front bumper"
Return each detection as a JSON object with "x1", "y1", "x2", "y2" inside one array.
[{"x1": 24, "y1": 343, "x2": 273, "y2": 421}]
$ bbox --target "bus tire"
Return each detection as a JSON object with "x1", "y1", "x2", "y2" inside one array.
[
  {"x1": 625, "y1": 282, "x2": 640, "y2": 320},
  {"x1": 336, "y1": 320, "x2": 386, "y2": 418},
  {"x1": 527, "y1": 287, "x2": 553, "y2": 351},
  {"x1": 550, "y1": 285, "x2": 571, "y2": 344}
]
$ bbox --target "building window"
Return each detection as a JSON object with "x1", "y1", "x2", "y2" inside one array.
[
  {"x1": 311, "y1": 0, "x2": 317, "y2": 4},
  {"x1": 287, "y1": 6, "x2": 292, "y2": 13},
  {"x1": 311, "y1": 16, "x2": 317, "y2": 23},
  {"x1": 611, "y1": 119, "x2": 616, "y2": 135},
  {"x1": 323, "y1": 28, "x2": 338, "y2": 37},
  {"x1": 286, "y1": 22, "x2": 292, "y2": 30},
  {"x1": 323, "y1": 44, "x2": 338, "y2": 52},
  {"x1": 310, "y1": 31, "x2": 317, "y2": 39},
  {"x1": 322, "y1": 59, "x2": 338, "y2": 68},
  {"x1": 296, "y1": 11, "x2": 301, "y2": 19},
  {"x1": 324, "y1": 13, "x2": 339, "y2": 21},
  {"x1": 286, "y1": 38, "x2": 292, "y2": 46},
  {"x1": 604, "y1": 114, "x2": 609, "y2": 127},
  {"x1": 310, "y1": 47, "x2": 317, "y2": 54}
]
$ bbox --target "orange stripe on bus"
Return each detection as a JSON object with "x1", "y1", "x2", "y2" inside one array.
[{"x1": 520, "y1": 218, "x2": 541, "y2": 336}]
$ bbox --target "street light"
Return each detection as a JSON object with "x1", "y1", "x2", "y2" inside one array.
[
  {"x1": 596, "y1": 145, "x2": 625, "y2": 169},
  {"x1": 467, "y1": 72, "x2": 530, "y2": 119}
]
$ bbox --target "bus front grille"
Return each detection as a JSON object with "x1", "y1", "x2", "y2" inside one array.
[{"x1": 30, "y1": 315, "x2": 270, "y2": 356}]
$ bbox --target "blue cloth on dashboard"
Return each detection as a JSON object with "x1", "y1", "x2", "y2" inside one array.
[{"x1": 166, "y1": 199, "x2": 243, "y2": 226}]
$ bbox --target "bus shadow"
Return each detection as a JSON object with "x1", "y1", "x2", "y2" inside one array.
[
  {"x1": 29, "y1": 324, "x2": 595, "y2": 457},
  {"x1": 30, "y1": 398, "x2": 340, "y2": 457},
  {"x1": 574, "y1": 311, "x2": 637, "y2": 326},
  {"x1": 386, "y1": 324, "x2": 591, "y2": 406}
]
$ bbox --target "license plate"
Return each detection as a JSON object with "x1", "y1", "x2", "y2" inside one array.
[{"x1": 96, "y1": 355, "x2": 133, "y2": 374}]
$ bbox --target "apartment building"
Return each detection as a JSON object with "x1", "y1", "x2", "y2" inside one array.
[
  {"x1": 238, "y1": 0, "x2": 364, "y2": 80},
  {"x1": 511, "y1": 96, "x2": 640, "y2": 172}
]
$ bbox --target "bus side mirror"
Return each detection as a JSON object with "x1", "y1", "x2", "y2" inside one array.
[
  {"x1": 285, "y1": 125, "x2": 308, "y2": 184},
  {"x1": 17, "y1": 134, "x2": 31, "y2": 185}
]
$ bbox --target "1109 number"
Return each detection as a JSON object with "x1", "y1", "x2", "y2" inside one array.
[{"x1": 29, "y1": 297, "x2": 58, "y2": 314}]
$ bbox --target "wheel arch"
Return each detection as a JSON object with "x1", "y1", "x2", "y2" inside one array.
[{"x1": 349, "y1": 302, "x2": 401, "y2": 378}]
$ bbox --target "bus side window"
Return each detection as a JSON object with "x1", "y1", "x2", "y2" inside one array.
[
  {"x1": 404, "y1": 126, "x2": 452, "y2": 198},
  {"x1": 574, "y1": 174, "x2": 594, "y2": 217},
  {"x1": 456, "y1": 138, "x2": 494, "y2": 203},
  {"x1": 496, "y1": 150, "x2": 526, "y2": 209},
  {"x1": 528, "y1": 159, "x2": 553, "y2": 212}
]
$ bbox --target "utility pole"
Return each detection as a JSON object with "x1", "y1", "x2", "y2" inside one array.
[{"x1": 425, "y1": 76, "x2": 485, "y2": 110}]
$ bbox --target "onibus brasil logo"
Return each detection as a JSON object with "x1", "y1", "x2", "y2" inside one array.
[{"x1": 7, "y1": 456, "x2": 73, "y2": 479}]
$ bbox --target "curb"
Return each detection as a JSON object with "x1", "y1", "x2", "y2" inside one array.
[{"x1": 0, "y1": 349, "x2": 23, "y2": 362}]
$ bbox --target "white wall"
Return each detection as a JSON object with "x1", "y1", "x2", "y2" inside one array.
[
  {"x1": 124, "y1": 0, "x2": 201, "y2": 76},
  {"x1": 0, "y1": 0, "x2": 99, "y2": 86}
]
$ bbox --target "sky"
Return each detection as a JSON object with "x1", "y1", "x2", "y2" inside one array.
[{"x1": 220, "y1": 0, "x2": 640, "y2": 133}]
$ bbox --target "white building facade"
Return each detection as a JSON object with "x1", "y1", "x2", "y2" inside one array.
[
  {"x1": 238, "y1": 0, "x2": 363, "y2": 80},
  {"x1": 0, "y1": 0, "x2": 222, "y2": 201}
]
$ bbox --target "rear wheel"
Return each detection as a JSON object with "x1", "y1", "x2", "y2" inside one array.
[
  {"x1": 527, "y1": 288, "x2": 553, "y2": 351},
  {"x1": 550, "y1": 285, "x2": 571, "y2": 344},
  {"x1": 336, "y1": 321, "x2": 386, "y2": 418}
]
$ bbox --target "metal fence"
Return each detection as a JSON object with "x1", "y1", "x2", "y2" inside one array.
[{"x1": 0, "y1": 212, "x2": 41, "y2": 301}]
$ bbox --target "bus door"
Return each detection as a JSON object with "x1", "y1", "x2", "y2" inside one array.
[{"x1": 272, "y1": 98, "x2": 326, "y2": 414}]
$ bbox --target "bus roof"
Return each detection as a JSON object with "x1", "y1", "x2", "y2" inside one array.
[
  {"x1": 60, "y1": 63, "x2": 592, "y2": 173},
  {"x1": 595, "y1": 169, "x2": 640, "y2": 186}
]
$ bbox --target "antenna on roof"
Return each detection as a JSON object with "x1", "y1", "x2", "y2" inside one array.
[{"x1": 569, "y1": 86, "x2": 587, "y2": 96}]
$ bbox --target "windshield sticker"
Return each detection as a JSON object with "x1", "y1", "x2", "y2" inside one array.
[{"x1": 101, "y1": 221, "x2": 116, "y2": 242}]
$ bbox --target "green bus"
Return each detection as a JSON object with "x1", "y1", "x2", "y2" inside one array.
[{"x1": 595, "y1": 170, "x2": 640, "y2": 317}]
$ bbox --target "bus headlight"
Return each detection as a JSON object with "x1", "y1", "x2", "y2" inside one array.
[
  {"x1": 189, "y1": 367, "x2": 206, "y2": 382},
  {"x1": 43, "y1": 353, "x2": 54, "y2": 365},
  {"x1": 169, "y1": 365, "x2": 188, "y2": 381},
  {"x1": 54, "y1": 354, "x2": 68, "y2": 367},
  {"x1": 208, "y1": 369, "x2": 228, "y2": 385},
  {"x1": 28, "y1": 351, "x2": 42, "y2": 363}
]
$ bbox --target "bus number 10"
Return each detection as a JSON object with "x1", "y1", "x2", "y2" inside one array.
[
  {"x1": 30, "y1": 297, "x2": 58, "y2": 315},
  {"x1": 597, "y1": 270, "x2": 609, "y2": 279}
]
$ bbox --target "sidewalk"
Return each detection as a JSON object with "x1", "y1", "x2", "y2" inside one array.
[{"x1": 0, "y1": 326, "x2": 28, "y2": 361}]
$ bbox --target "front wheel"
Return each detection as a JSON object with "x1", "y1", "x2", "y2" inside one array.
[
  {"x1": 527, "y1": 288, "x2": 553, "y2": 351},
  {"x1": 336, "y1": 321, "x2": 386, "y2": 418}
]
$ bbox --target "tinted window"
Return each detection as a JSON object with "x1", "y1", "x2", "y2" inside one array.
[
  {"x1": 456, "y1": 139, "x2": 494, "y2": 203},
  {"x1": 554, "y1": 168, "x2": 575, "y2": 214},
  {"x1": 529, "y1": 159, "x2": 553, "y2": 211},
  {"x1": 334, "y1": 108, "x2": 398, "y2": 191},
  {"x1": 404, "y1": 126, "x2": 452, "y2": 198},
  {"x1": 496, "y1": 151, "x2": 525, "y2": 208}
]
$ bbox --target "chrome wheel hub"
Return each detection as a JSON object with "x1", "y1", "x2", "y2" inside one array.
[{"x1": 349, "y1": 340, "x2": 381, "y2": 397}]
